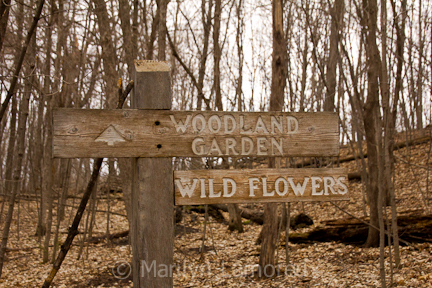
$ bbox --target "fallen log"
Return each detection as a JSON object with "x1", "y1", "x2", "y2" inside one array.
[
  {"x1": 211, "y1": 204, "x2": 313, "y2": 230},
  {"x1": 189, "y1": 205, "x2": 227, "y2": 223},
  {"x1": 211, "y1": 204, "x2": 263, "y2": 225},
  {"x1": 348, "y1": 171, "x2": 362, "y2": 180},
  {"x1": 86, "y1": 230, "x2": 129, "y2": 244},
  {"x1": 288, "y1": 213, "x2": 432, "y2": 245}
]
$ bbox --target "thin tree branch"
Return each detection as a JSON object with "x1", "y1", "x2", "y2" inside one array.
[
  {"x1": 167, "y1": 31, "x2": 211, "y2": 110},
  {"x1": 0, "y1": 0, "x2": 46, "y2": 123}
]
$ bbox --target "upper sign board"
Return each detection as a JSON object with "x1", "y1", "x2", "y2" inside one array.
[{"x1": 53, "y1": 109, "x2": 339, "y2": 158}]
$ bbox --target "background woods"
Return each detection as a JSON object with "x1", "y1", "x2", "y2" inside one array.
[{"x1": 0, "y1": 0, "x2": 431, "y2": 287}]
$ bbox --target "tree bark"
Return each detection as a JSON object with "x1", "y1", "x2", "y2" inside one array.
[
  {"x1": 196, "y1": 0, "x2": 212, "y2": 110},
  {"x1": 259, "y1": 0, "x2": 287, "y2": 278},
  {"x1": 35, "y1": 0, "x2": 56, "y2": 238},
  {"x1": 0, "y1": 96, "x2": 17, "y2": 277},
  {"x1": 118, "y1": 0, "x2": 134, "y2": 76},
  {"x1": 389, "y1": 0, "x2": 408, "y2": 267},
  {"x1": 362, "y1": 0, "x2": 381, "y2": 248},
  {"x1": 214, "y1": 0, "x2": 222, "y2": 111},
  {"x1": 0, "y1": 0, "x2": 11, "y2": 53},
  {"x1": 157, "y1": 0, "x2": 168, "y2": 61},
  {"x1": 324, "y1": 0, "x2": 344, "y2": 112},
  {"x1": 92, "y1": 0, "x2": 118, "y2": 109}
]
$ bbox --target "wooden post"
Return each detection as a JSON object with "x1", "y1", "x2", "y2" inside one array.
[{"x1": 131, "y1": 60, "x2": 173, "y2": 287}]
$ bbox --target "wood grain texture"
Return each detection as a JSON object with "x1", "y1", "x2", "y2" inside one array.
[
  {"x1": 174, "y1": 168, "x2": 349, "y2": 205},
  {"x1": 53, "y1": 110, "x2": 339, "y2": 158},
  {"x1": 130, "y1": 60, "x2": 173, "y2": 288}
]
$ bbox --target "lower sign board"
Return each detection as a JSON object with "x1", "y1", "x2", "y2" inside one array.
[
  {"x1": 174, "y1": 168, "x2": 349, "y2": 205},
  {"x1": 53, "y1": 109, "x2": 339, "y2": 158}
]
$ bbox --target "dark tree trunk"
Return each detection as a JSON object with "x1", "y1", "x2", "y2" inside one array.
[{"x1": 362, "y1": 0, "x2": 381, "y2": 248}]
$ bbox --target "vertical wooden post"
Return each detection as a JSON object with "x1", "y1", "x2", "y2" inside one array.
[{"x1": 131, "y1": 60, "x2": 173, "y2": 287}]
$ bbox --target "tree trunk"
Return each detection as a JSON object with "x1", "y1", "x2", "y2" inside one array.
[
  {"x1": 324, "y1": 0, "x2": 344, "y2": 112},
  {"x1": 415, "y1": 0, "x2": 423, "y2": 130},
  {"x1": 0, "y1": 96, "x2": 17, "y2": 277},
  {"x1": 92, "y1": 0, "x2": 118, "y2": 109},
  {"x1": 259, "y1": 0, "x2": 287, "y2": 277},
  {"x1": 157, "y1": 0, "x2": 168, "y2": 61},
  {"x1": 235, "y1": 0, "x2": 243, "y2": 112},
  {"x1": 0, "y1": 14, "x2": 33, "y2": 269},
  {"x1": 118, "y1": 0, "x2": 134, "y2": 76},
  {"x1": 362, "y1": 0, "x2": 381, "y2": 248},
  {"x1": 212, "y1": 0, "x2": 243, "y2": 233},
  {"x1": 36, "y1": 0, "x2": 56, "y2": 238},
  {"x1": 299, "y1": 2, "x2": 308, "y2": 112},
  {"x1": 0, "y1": 0, "x2": 11, "y2": 53},
  {"x1": 389, "y1": 0, "x2": 408, "y2": 267},
  {"x1": 214, "y1": 0, "x2": 222, "y2": 111}
]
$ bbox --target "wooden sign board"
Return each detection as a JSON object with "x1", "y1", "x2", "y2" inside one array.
[
  {"x1": 53, "y1": 109, "x2": 339, "y2": 158},
  {"x1": 174, "y1": 168, "x2": 349, "y2": 205}
]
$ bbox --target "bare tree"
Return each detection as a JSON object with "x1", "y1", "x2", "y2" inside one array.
[{"x1": 259, "y1": 0, "x2": 287, "y2": 278}]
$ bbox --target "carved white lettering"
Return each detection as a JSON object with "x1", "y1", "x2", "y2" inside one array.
[
  {"x1": 262, "y1": 177, "x2": 275, "y2": 196},
  {"x1": 225, "y1": 138, "x2": 239, "y2": 155},
  {"x1": 271, "y1": 116, "x2": 283, "y2": 134},
  {"x1": 287, "y1": 116, "x2": 299, "y2": 133},
  {"x1": 224, "y1": 115, "x2": 236, "y2": 133},
  {"x1": 208, "y1": 138, "x2": 223, "y2": 156},
  {"x1": 288, "y1": 177, "x2": 309, "y2": 196},
  {"x1": 240, "y1": 115, "x2": 252, "y2": 134},
  {"x1": 249, "y1": 177, "x2": 259, "y2": 196},
  {"x1": 223, "y1": 178, "x2": 236, "y2": 197},
  {"x1": 254, "y1": 117, "x2": 269, "y2": 134},
  {"x1": 257, "y1": 137, "x2": 267, "y2": 155},
  {"x1": 208, "y1": 179, "x2": 221, "y2": 198},
  {"x1": 170, "y1": 115, "x2": 191, "y2": 133},
  {"x1": 200, "y1": 178, "x2": 206, "y2": 198},
  {"x1": 271, "y1": 138, "x2": 283, "y2": 155},
  {"x1": 241, "y1": 137, "x2": 254, "y2": 155},
  {"x1": 192, "y1": 114, "x2": 206, "y2": 133},
  {"x1": 208, "y1": 115, "x2": 222, "y2": 133},
  {"x1": 337, "y1": 176, "x2": 348, "y2": 194},
  {"x1": 323, "y1": 176, "x2": 337, "y2": 195},
  {"x1": 311, "y1": 176, "x2": 323, "y2": 195},
  {"x1": 192, "y1": 138, "x2": 205, "y2": 155},
  {"x1": 275, "y1": 177, "x2": 289, "y2": 196},
  {"x1": 175, "y1": 179, "x2": 198, "y2": 197}
]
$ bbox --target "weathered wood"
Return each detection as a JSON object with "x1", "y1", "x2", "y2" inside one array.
[
  {"x1": 175, "y1": 168, "x2": 349, "y2": 205},
  {"x1": 130, "y1": 60, "x2": 173, "y2": 288},
  {"x1": 53, "y1": 110, "x2": 339, "y2": 158}
]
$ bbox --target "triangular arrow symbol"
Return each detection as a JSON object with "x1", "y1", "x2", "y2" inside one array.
[{"x1": 95, "y1": 125, "x2": 126, "y2": 146}]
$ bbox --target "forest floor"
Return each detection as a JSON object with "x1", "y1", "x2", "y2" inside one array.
[{"x1": 0, "y1": 131, "x2": 431, "y2": 287}]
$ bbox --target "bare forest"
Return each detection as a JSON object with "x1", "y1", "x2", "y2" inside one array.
[{"x1": 0, "y1": 0, "x2": 431, "y2": 287}]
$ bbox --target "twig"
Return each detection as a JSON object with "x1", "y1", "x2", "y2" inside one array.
[
  {"x1": 200, "y1": 205, "x2": 208, "y2": 259},
  {"x1": 285, "y1": 203, "x2": 291, "y2": 267}
]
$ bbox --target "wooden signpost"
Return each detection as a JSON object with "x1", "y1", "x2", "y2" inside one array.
[{"x1": 52, "y1": 60, "x2": 349, "y2": 288}]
